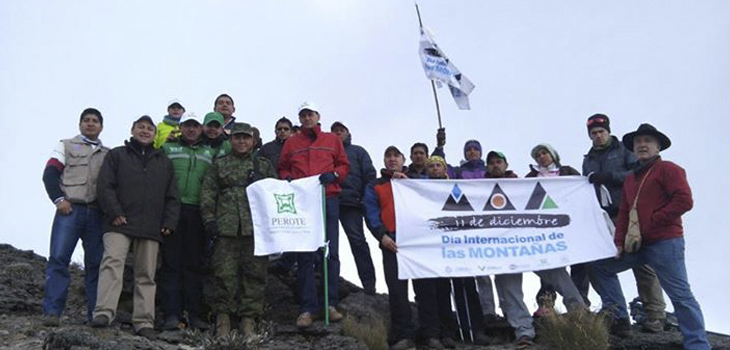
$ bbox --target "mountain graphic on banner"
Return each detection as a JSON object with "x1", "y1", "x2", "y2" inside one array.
[
  {"x1": 442, "y1": 184, "x2": 474, "y2": 211},
  {"x1": 525, "y1": 182, "x2": 559, "y2": 210},
  {"x1": 482, "y1": 183, "x2": 516, "y2": 211}
]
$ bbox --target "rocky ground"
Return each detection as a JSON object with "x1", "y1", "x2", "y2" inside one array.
[{"x1": 1, "y1": 243, "x2": 728, "y2": 350}]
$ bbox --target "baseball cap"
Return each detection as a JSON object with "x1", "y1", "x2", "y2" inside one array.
[
  {"x1": 179, "y1": 113, "x2": 200, "y2": 125},
  {"x1": 486, "y1": 150, "x2": 507, "y2": 163},
  {"x1": 203, "y1": 112, "x2": 225, "y2": 126},
  {"x1": 298, "y1": 101, "x2": 319, "y2": 115},
  {"x1": 167, "y1": 98, "x2": 185, "y2": 111}
]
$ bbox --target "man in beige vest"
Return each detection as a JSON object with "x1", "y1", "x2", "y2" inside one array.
[{"x1": 41, "y1": 108, "x2": 109, "y2": 327}]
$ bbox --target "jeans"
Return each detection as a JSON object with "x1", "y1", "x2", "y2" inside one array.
[
  {"x1": 592, "y1": 238, "x2": 710, "y2": 350},
  {"x1": 297, "y1": 197, "x2": 340, "y2": 313},
  {"x1": 339, "y1": 205, "x2": 376, "y2": 292},
  {"x1": 43, "y1": 203, "x2": 103, "y2": 321},
  {"x1": 494, "y1": 273, "x2": 535, "y2": 339}
]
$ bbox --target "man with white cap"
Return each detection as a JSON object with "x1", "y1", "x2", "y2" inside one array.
[
  {"x1": 278, "y1": 102, "x2": 350, "y2": 329},
  {"x1": 154, "y1": 99, "x2": 186, "y2": 148},
  {"x1": 159, "y1": 113, "x2": 216, "y2": 331}
]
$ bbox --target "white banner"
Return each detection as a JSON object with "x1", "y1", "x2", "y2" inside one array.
[
  {"x1": 247, "y1": 176, "x2": 325, "y2": 256},
  {"x1": 392, "y1": 177, "x2": 616, "y2": 279}
]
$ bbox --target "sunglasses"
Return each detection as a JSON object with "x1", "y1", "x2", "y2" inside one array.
[
  {"x1": 587, "y1": 117, "x2": 606, "y2": 126},
  {"x1": 276, "y1": 127, "x2": 291, "y2": 132}
]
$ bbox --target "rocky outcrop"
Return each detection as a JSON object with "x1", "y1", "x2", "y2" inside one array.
[{"x1": 0, "y1": 243, "x2": 729, "y2": 350}]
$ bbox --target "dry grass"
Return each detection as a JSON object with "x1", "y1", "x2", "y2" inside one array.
[
  {"x1": 539, "y1": 308, "x2": 610, "y2": 350},
  {"x1": 341, "y1": 315, "x2": 388, "y2": 350}
]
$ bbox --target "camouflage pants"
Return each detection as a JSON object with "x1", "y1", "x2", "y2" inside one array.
[{"x1": 208, "y1": 236, "x2": 268, "y2": 318}]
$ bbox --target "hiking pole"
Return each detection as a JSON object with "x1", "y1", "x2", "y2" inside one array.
[
  {"x1": 461, "y1": 279, "x2": 475, "y2": 343},
  {"x1": 322, "y1": 185, "x2": 329, "y2": 326},
  {"x1": 450, "y1": 278, "x2": 465, "y2": 341}
]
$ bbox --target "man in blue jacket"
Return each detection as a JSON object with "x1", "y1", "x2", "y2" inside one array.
[{"x1": 331, "y1": 121, "x2": 377, "y2": 295}]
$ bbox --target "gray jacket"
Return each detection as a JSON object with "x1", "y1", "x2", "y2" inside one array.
[{"x1": 582, "y1": 136, "x2": 637, "y2": 217}]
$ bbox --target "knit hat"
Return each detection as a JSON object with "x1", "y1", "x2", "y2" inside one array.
[
  {"x1": 587, "y1": 114, "x2": 610, "y2": 134},
  {"x1": 463, "y1": 139, "x2": 482, "y2": 159},
  {"x1": 426, "y1": 155, "x2": 447, "y2": 168},
  {"x1": 530, "y1": 143, "x2": 560, "y2": 165}
]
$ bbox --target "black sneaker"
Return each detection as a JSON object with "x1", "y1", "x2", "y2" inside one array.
[
  {"x1": 161, "y1": 315, "x2": 181, "y2": 331},
  {"x1": 188, "y1": 315, "x2": 210, "y2": 330},
  {"x1": 90, "y1": 314, "x2": 109, "y2": 328},
  {"x1": 137, "y1": 327, "x2": 157, "y2": 341},
  {"x1": 610, "y1": 318, "x2": 632, "y2": 337}
]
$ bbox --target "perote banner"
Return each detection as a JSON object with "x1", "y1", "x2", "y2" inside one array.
[
  {"x1": 392, "y1": 177, "x2": 616, "y2": 279},
  {"x1": 247, "y1": 176, "x2": 325, "y2": 256}
]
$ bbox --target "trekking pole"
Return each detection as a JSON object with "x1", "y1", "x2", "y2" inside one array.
[
  {"x1": 322, "y1": 185, "x2": 329, "y2": 326},
  {"x1": 461, "y1": 279, "x2": 475, "y2": 343},
  {"x1": 450, "y1": 278, "x2": 465, "y2": 341},
  {"x1": 415, "y1": 3, "x2": 444, "y2": 129}
]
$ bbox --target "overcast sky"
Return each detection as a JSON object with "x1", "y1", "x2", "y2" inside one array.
[{"x1": 1, "y1": 0, "x2": 728, "y2": 334}]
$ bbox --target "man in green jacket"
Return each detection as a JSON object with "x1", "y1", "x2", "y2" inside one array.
[
  {"x1": 160, "y1": 114, "x2": 217, "y2": 330},
  {"x1": 200, "y1": 122, "x2": 276, "y2": 339}
]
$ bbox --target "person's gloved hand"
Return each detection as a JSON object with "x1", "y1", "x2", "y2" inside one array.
[
  {"x1": 319, "y1": 172, "x2": 338, "y2": 185},
  {"x1": 204, "y1": 221, "x2": 220, "y2": 238},
  {"x1": 588, "y1": 172, "x2": 612, "y2": 184},
  {"x1": 436, "y1": 127, "x2": 446, "y2": 147},
  {"x1": 285, "y1": 176, "x2": 292, "y2": 182}
]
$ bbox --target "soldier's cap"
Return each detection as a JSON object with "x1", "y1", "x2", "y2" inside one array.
[
  {"x1": 486, "y1": 150, "x2": 507, "y2": 163},
  {"x1": 230, "y1": 122, "x2": 254, "y2": 136},
  {"x1": 203, "y1": 112, "x2": 225, "y2": 126}
]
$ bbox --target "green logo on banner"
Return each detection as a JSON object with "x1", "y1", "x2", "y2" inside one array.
[{"x1": 274, "y1": 193, "x2": 297, "y2": 214}]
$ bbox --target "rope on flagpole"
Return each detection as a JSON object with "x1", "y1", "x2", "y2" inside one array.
[{"x1": 416, "y1": 3, "x2": 443, "y2": 129}]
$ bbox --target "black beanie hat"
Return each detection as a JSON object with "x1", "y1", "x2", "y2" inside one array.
[{"x1": 587, "y1": 114, "x2": 610, "y2": 134}]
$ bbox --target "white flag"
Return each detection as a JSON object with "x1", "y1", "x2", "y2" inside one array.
[
  {"x1": 246, "y1": 176, "x2": 325, "y2": 256},
  {"x1": 419, "y1": 28, "x2": 475, "y2": 110},
  {"x1": 391, "y1": 177, "x2": 616, "y2": 279}
]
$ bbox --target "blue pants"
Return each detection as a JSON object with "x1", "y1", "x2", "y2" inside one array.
[
  {"x1": 339, "y1": 205, "x2": 376, "y2": 292},
  {"x1": 592, "y1": 238, "x2": 710, "y2": 350},
  {"x1": 43, "y1": 203, "x2": 103, "y2": 321},
  {"x1": 297, "y1": 197, "x2": 340, "y2": 313}
]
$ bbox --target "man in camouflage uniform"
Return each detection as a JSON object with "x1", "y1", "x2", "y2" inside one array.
[{"x1": 200, "y1": 122, "x2": 276, "y2": 338}]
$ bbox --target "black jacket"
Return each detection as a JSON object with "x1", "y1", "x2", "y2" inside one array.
[
  {"x1": 582, "y1": 136, "x2": 637, "y2": 217},
  {"x1": 259, "y1": 137, "x2": 285, "y2": 171},
  {"x1": 340, "y1": 135, "x2": 377, "y2": 208},
  {"x1": 97, "y1": 139, "x2": 180, "y2": 242}
]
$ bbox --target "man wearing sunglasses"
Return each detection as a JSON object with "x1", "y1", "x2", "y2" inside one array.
[{"x1": 260, "y1": 117, "x2": 293, "y2": 170}]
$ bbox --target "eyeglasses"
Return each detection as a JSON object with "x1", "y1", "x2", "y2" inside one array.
[
  {"x1": 276, "y1": 127, "x2": 291, "y2": 132},
  {"x1": 587, "y1": 117, "x2": 606, "y2": 126}
]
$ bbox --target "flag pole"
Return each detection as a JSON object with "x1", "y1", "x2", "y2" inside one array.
[
  {"x1": 416, "y1": 3, "x2": 443, "y2": 129},
  {"x1": 322, "y1": 185, "x2": 329, "y2": 326}
]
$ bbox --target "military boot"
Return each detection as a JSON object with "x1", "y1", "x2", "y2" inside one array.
[
  {"x1": 215, "y1": 313, "x2": 231, "y2": 337},
  {"x1": 239, "y1": 318, "x2": 256, "y2": 336}
]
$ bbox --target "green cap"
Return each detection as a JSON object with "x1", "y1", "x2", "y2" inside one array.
[
  {"x1": 203, "y1": 112, "x2": 224, "y2": 126},
  {"x1": 486, "y1": 150, "x2": 507, "y2": 163},
  {"x1": 230, "y1": 122, "x2": 254, "y2": 136}
]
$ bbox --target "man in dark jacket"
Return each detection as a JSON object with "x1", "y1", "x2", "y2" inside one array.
[
  {"x1": 278, "y1": 102, "x2": 350, "y2": 328},
  {"x1": 260, "y1": 117, "x2": 293, "y2": 170},
  {"x1": 330, "y1": 121, "x2": 377, "y2": 295},
  {"x1": 592, "y1": 124, "x2": 709, "y2": 350},
  {"x1": 581, "y1": 114, "x2": 666, "y2": 331},
  {"x1": 91, "y1": 115, "x2": 180, "y2": 341}
]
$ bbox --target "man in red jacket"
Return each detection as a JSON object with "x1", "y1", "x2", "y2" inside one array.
[
  {"x1": 592, "y1": 124, "x2": 709, "y2": 350},
  {"x1": 278, "y1": 102, "x2": 350, "y2": 328}
]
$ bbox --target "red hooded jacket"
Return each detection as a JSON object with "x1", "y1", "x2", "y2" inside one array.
[{"x1": 278, "y1": 124, "x2": 350, "y2": 197}]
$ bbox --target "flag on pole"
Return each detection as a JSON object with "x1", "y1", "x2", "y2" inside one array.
[{"x1": 419, "y1": 27, "x2": 475, "y2": 110}]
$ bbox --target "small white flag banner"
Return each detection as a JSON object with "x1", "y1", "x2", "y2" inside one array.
[
  {"x1": 247, "y1": 175, "x2": 325, "y2": 256},
  {"x1": 392, "y1": 177, "x2": 616, "y2": 279},
  {"x1": 419, "y1": 27, "x2": 475, "y2": 110}
]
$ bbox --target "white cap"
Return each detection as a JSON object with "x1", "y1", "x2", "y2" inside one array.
[
  {"x1": 179, "y1": 112, "x2": 200, "y2": 125},
  {"x1": 298, "y1": 101, "x2": 319, "y2": 115},
  {"x1": 167, "y1": 98, "x2": 185, "y2": 110}
]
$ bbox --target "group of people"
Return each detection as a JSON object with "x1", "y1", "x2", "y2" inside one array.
[{"x1": 41, "y1": 94, "x2": 710, "y2": 350}]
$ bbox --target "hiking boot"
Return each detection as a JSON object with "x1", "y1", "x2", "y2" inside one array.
[
  {"x1": 440, "y1": 337, "x2": 456, "y2": 349},
  {"x1": 610, "y1": 318, "x2": 632, "y2": 337},
  {"x1": 296, "y1": 312, "x2": 313, "y2": 329},
  {"x1": 188, "y1": 315, "x2": 210, "y2": 330},
  {"x1": 137, "y1": 327, "x2": 157, "y2": 341},
  {"x1": 215, "y1": 313, "x2": 231, "y2": 337},
  {"x1": 516, "y1": 335, "x2": 534, "y2": 349},
  {"x1": 423, "y1": 337, "x2": 444, "y2": 350},
  {"x1": 641, "y1": 318, "x2": 665, "y2": 333},
  {"x1": 90, "y1": 314, "x2": 109, "y2": 328},
  {"x1": 328, "y1": 306, "x2": 343, "y2": 322},
  {"x1": 239, "y1": 317, "x2": 256, "y2": 337},
  {"x1": 390, "y1": 338, "x2": 416, "y2": 350},
  {"x1": 483, "y1": 313, "x2": 510, "y2": 328},
  {"x1": 161, "y1": 315, "x2": 181, "y2": 331},
  {"x1": 42, "y1": 314, "x2": 60, "y2": 327}
]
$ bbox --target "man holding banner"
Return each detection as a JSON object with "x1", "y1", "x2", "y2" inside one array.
[
  {"x1": 278, "y1": 102, "x2": 350, "y2": 329},
  {"x1": 200, "y1": 122, "x2": 276, "y2": 338}
]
